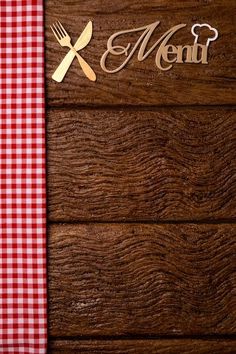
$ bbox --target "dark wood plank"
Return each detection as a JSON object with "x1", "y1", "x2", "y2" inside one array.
[
  {"x1": 45, "y1": 0, "x2": 236, "y2": 106},
  {"x1": 48, "y1": 224, "x2": 236, "y2": 336},
  {"x1": 49, "y1": 339, "x2": 236, "y2": 354},
  {"x1": 47, "y1": 108, "x2": 236, "y2": 222}
]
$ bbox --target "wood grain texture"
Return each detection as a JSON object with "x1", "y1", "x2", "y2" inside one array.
[
  {"x1": 48, "y1": 223, "x2": 236, "y2": 336},
  {"x1": 47, "y1": 108, "x2": 236, "y2": 222},
  {"x1": 49, "y1": 339, "x2": 236, "y2": 354},
  {"x1": 46, "y1": 1, "x2": 236, "y2": 351},
  {"x1": 45, "y1": 0, "x2": 236, "y2": 106}
]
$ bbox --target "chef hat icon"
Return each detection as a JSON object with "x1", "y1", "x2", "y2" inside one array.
[{"x1": 191, "y1": 23, "x2": 218, "y2": 47}]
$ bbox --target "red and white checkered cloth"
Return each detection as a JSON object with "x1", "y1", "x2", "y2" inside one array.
[{"x1": 0, "y1": 1, "x2": 47, "y2": 353}]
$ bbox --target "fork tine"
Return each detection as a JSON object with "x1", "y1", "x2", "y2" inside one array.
[
  {"x1": 57, "y1": 21, "x2": 67, "y2": 36},
  {"x1": 55, "y1": 22, "x2": 64, "y2": 38},
  {"x1": 53, "y1": 23, "x2": 62, "y2": 39},
  {"x1": 51, "y1": 25, "x2": 60, "y2": 41}
]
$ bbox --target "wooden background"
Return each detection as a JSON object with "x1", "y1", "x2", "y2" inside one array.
[{"x1": 45, "y1": 1, "x2": 236, "y2": 353}]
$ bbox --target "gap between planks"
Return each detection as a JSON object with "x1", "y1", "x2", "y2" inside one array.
[
  {"x1": 46, "y1": 104, "x2": 236, "y2": 111},
  {"x1": 49, "y1": 334, "x2": 236, "y2": 341},
  {"x1": 47, "y1": 220, "x2": 236, "y2": 225}
]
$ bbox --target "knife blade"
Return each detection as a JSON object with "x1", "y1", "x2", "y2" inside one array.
[{"x1": 52, "y1": 21, "x2": 93, "y2": 82}]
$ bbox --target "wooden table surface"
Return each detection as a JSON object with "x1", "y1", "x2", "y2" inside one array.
[{"x1": 45, "y1": 1, "x2": 236, "y2": 353}]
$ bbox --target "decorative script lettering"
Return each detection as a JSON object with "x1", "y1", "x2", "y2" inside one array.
[{"x1": 100, "y1": 22, "x2": 218, "y2": 73}]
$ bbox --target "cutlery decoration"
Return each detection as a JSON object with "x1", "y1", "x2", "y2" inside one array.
[
  {"x1": 51, "y1": 21, "x2": 96, "y2": 82},
  {"x1": 51, "y1": 20, "x2": 219, "y2": 82}
]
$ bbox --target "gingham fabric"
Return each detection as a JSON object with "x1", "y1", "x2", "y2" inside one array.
[{"x1": 0, "y1": 1, "x2": 47, "y2": 353}]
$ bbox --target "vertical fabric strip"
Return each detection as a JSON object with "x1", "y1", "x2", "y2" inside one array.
[{"x1": 0, "y1": 1, "x2": 47, "y2": 353}]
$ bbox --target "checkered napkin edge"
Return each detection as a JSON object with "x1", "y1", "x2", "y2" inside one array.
[{"x1": 0, "y1": 1, "x2": 47, "y2": 353}]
